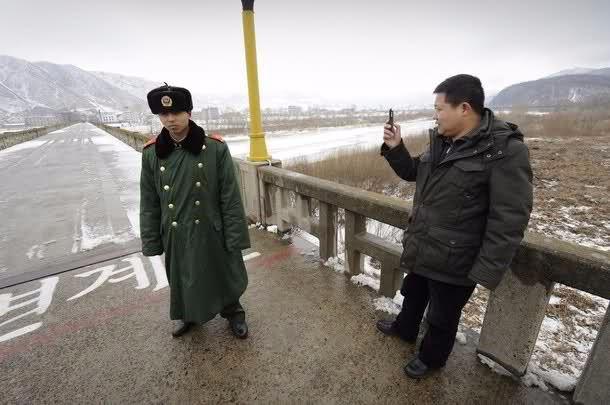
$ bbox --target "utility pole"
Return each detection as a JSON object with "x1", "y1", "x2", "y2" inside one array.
[{"x1": 241, "y1": 0, "x2": 270, "y2": 161}]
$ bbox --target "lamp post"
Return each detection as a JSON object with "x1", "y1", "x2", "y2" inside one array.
[{"x1": 241, "y1": 0, "x2": 270, "y2": 161}]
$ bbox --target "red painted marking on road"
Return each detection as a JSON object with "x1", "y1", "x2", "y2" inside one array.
[
  {"x1": 0, "y1": 244, "x2": 307, "y2": 363},
  {"x1": 246, "y1": 246, "x2": 298, "y2": 269},
  {"x1": 0, "y1": 292, "x2": 165, "y2": 363}
]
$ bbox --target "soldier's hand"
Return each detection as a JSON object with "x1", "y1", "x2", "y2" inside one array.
[{"x1": 383, "y1": 123, "x2": 402, "y2": 149}]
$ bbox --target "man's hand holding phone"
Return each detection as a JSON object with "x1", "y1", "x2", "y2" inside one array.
[{"x1": 383, "y1": 122, "x2": 402, "y2": 149}]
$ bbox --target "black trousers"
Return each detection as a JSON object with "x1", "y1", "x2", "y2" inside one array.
[
  {"x1": 220, "y1": 301, "x2": 245, "y2": 321},
  {"x1": 394, "y1": 272, "x2": 475, "y2": 368}
]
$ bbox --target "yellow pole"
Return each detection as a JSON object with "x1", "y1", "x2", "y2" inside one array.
[{"x1": 241, "y1": 0, "x2": 270, "y2": 161}]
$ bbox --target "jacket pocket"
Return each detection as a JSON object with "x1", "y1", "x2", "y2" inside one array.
[
  {"x1": 447, "y1": 160, "x2": 488, "y2": 209},
  {"x1": 419, "y1": 226, "x2": 481, "y2": 276},
  {"x1": 212, "y1": 218, "x2": 227, "y2": 251}
]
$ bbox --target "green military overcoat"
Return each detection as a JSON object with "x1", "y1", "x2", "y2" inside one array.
[{"x1": 140, "y1": 121, "x2": 250, "y2": 323}]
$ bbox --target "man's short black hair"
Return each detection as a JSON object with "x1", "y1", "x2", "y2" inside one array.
[{"x1": 434, "y1": 74, "x2": 485, "y2": 115}]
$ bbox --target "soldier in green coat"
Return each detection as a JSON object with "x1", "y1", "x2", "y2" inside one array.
[{"x1": 140, "y1": 84, "x2": 250, "y2": 338}]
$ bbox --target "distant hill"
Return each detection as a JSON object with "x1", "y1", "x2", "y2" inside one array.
[
  {"x1": 491, "y1": 67, "x2": 610, "y2": 107},
  {"x1": 0, "y1": 55, "x2": 144, "y2": 114},
  {"x1": 546, "y1": 67, "x2": 610, "y2": 78},
  {"x1": 0, "y1": 55, "x2": 248, "y2": 117},
  {"x1": 90, "y1": 71, "x2": 162, "y2": 102}
]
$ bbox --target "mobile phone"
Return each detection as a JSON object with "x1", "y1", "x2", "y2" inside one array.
[{"x1": 386, "y1": 108, "x2": 394, "y2": 131}]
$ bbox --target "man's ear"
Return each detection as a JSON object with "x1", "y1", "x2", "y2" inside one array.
[{"x1": 461, "y1": 102, "x2": 472, "y2": 115}]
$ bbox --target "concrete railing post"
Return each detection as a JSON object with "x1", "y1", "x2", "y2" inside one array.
[
  {"x1": 476, "y1": 263, "x2": 554, "y2": 376},
  {"x1": 574, "y1": 306, "x2": 610, "y2": 404},
  {"x1": 295, "y1": 194, "x2": 312, "y2": 231},
  {"x1": 233, "y1": 158, "x2": 280, "y2": 223},
  {"x1": 264, "y1": 183, "x2": 290, "y2": 232},
  {"x1": 345, "y1": 210, "x2": 366, "y2": 276},
  {"x1": 319, "y1": 202, "x2": 337, "y2": 261},
  {"x1": 379, "y1": 259, "x2": 402, "y2": 298}
]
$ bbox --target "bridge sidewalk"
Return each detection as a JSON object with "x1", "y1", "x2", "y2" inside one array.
[{"x1": 0, "y1": 230, "x2": 567, "y2": 404}]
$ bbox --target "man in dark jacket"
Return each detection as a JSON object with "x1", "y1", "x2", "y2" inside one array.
[
  {"x1": 376, "y1": 74, "x2": 533, "y2": 378},
  {"x1": 140, "y1": 84, "x2": 251, "y2": 338}
]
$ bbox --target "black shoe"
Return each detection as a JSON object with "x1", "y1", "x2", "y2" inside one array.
[
  {"x1": 376, "y1": 320, "x2": 399, "y2": 336},
  {"x1": 376, "y1": 320, "x2": 417, "y2": 343},
  {"x1": 404, "y1": 357, "x2": 436, "y2": 379},
  {"x1": 172, "y1": 320, "x2": 195, "y2": 337},
  {"x1": 229, "y1": 315, "x2": 248, "y2": 339}
]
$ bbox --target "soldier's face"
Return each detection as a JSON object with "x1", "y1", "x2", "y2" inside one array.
[
  {"x1": 433, "y1": 93, "x2": 466, "y2": 138},
  {"x1": 159, "y1": 111, "x2": 191, "y2": 134}
]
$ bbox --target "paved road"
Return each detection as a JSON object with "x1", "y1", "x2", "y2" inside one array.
[{"x1": 0, "y1": 123, "x2": 142, "y2": 287}]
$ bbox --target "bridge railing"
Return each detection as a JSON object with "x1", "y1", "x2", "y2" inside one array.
[
  {"x1": 93, "y1": 123, "x2": 150, "y2": 152},
  {"x1": 235, "y1": 160, "x2": 609, "y2": 404},
  {"x1": 0, "y1": 124, "x2": 70, "y2": 151}
]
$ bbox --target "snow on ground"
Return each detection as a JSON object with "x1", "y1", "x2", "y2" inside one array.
[
  {"x1": 86, "y1": 123, "x2": 142, "y2": 240},
  {"x1": 224, "y1": 119, "x2": 435, "y2": 161},
  {"x1": 531, "y1": 206, "x2": 610, "y2": 251},
  {"x1": 0, "y1": 139, "x2": 47, "y2": 155}
]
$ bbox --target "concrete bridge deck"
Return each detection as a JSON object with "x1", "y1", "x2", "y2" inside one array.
[{"x1": 0, "y1": 124, "x2": 568, "y2": 403}]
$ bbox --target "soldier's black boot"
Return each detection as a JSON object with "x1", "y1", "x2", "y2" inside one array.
[
  {"x1": 172, "y1": 320, "x2": 195, "y2": 337},
  {"x1": 229, "y1": 313, "x2": 248, "y2": 339}
]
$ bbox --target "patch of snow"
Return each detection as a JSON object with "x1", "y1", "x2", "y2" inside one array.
[
  {"x1": 292, "y1": 227, "x2": 320, "y2": 247},
  {"x1": 323, "y1": 257, "x2": 345, "y2": 274},
  {"x1": 350, "y1": 274, "x2": 380, "y2": 291},
  {"x1": 478, "y1": 354, "x2": 513, "y2": 378},
  {"x1": 266, "y1": 225, "x2": 278, "y2": 234},
  {"x1": 455, "y1": 332, "x2": 467, "y2": 345},
  {"x1": 0, "y1": 139, "x2": 46, "y2": 155},
  {"x1": 373, "y1": 296, "x2": 401, "y2": 315}
]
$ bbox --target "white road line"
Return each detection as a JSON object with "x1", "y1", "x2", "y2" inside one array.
[{"x1": 243, "y1": 252, "x2": 261, "y2": 262}]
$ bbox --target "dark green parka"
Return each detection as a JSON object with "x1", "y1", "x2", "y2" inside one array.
[
  {"x1": 140, "y1": 121, "x2": 250, "y2": 322},
  {"x1": 381, "y1": 109, "x2": 533, "y2": 290}
]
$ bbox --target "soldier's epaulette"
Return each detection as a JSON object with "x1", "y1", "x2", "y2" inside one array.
[
  {"x1": 143, "y1": 136, "x2": 157, "y2": 149},
  {"x1": 208, "y1": 133, "x2": 225, "y2": 143}
]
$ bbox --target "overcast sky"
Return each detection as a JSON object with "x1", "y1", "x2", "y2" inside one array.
[{"x1": 1, "y1": 0, "x2": 609, "y2": 106}]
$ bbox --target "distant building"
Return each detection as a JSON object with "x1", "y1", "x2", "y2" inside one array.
[
  {"x1": 100, "y1": 112, "x2": 118, "y2": 124},
  {"x1": 0, "y1": 122, "x2": 27, "y2": 131},
  {"x1": 118, "y1": 111, "x2": 140, "y2": 124},
  {"x1": 288, "y1": 105, "x2": 302, "y2": 116},
  {"x1": 201, "y1": 107, "x2": 220, "y2": 121},
  {"x1": 24, "y1": 115, "x2": 61, "y2": 126}
]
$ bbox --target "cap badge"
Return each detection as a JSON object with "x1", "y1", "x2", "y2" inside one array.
[{"x1": 161, "y1": 95, "x2": 173, "y2": 107}]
